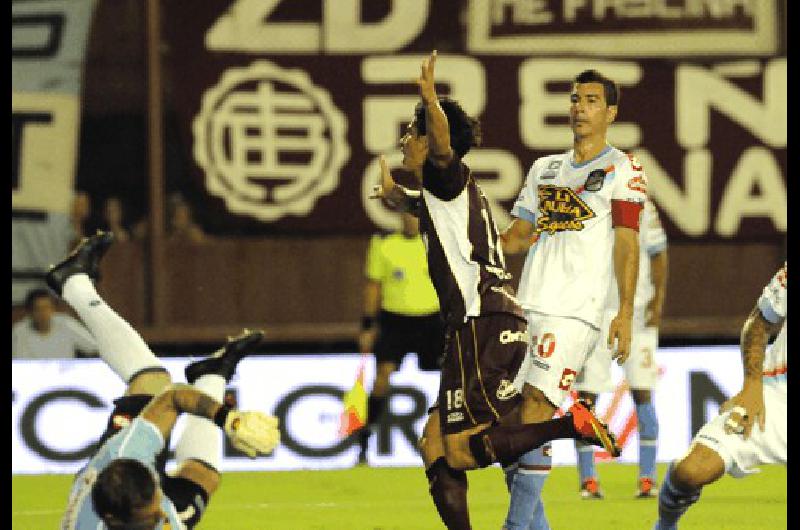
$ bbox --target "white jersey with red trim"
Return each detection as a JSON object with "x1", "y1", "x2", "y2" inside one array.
[
  {"x1": 512, "y1": 145, "x2": 648, "y2": 328},
  {"x1": 604, "y1": 197, "x2": 667, "y2": 314},
  {"x1": 758, "y1": 263, "x2": 787, "y2": 378}
]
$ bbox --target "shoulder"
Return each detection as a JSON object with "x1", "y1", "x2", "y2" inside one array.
[{"x1": 609, "y1": 148, "x2": 644, "y2": 174}]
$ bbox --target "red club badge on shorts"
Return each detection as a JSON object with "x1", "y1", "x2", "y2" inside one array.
[{"x1": 558, "y1": 368, "x2": 577, "y2": 390}]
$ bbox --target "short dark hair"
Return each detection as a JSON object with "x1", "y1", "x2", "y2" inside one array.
[
  {"x1": 25, "y1": 288, "x2": 52, "y2": 311},
  {"x1": 574, "y1": 70, "x2": 620, "y2": 106},
  {"x1": 414, "y1": 97, "x2": 482, "y2": 159},
  {"x1": 92, "y1": 459, "x2": 157, "y2": 528}
]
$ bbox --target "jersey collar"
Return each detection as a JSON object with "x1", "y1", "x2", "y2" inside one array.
[{"x1": 569, "y1": 145, "x2": 612, "y2": 169}]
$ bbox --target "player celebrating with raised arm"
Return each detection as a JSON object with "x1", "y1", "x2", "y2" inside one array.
[
  {"x1": 653, "y1": 263, "x2": 786, "y2": 530},
  {"x1": 372, "y1": 51, "x2": 620, "y2": 530},
  {"x1": 498, "y1": 69, "x2": 647, "y2": 529},
  {"x1": 572, "y1": 197, "x2": 668, "y2": 499},
  {"x1": 49, "y1": 232, "x2": 280, "y2": 529}
]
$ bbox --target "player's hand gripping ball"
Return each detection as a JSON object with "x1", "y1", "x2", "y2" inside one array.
[{"x1": 224, "y1": 411, "x2": 280, "y2": 458}]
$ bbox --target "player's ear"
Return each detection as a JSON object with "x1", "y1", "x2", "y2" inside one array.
[{"x1": 606, "y1": 105, "x2": 618, "y2": 124}]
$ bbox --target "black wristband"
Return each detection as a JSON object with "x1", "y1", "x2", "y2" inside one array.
[
  {"x1": 213, "y1": 405, "x2": 232, "y2": 428},
  {"x1": 361, "y1": 316, "x2": 376, "y2": 331}
]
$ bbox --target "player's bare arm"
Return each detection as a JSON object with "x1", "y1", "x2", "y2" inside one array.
[
  {"x1": 721, "y1": 306, "x2": 781, "y2": 439},
  {"x1": 369, "y1": 155, "x2": 420, "y2": 213},
  {"x1": 141, "y1": 383, "x2": 225, "y2": 439},
  {"x1": 608, "y1": 226, "x2": 639, "y2": 364},
  {"x1": 416, "y1": 50, "x2": 454, "y2": 168},
  {"x1": 500, "y1": 218, "x2": 539, "y2": 256},
  {"x1": 141, "y1": 383, "x2": 280, "y2": 458}
]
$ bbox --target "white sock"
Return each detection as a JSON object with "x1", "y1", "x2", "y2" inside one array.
[
  {"x1": 174, "y1": 374, "x2": 226, "y2": 471},
  {"x1": 62, "y1": 273, "x2": 163, "y2": 382}
]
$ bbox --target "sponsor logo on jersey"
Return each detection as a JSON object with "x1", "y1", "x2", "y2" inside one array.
[
  {"x1": 542, "y1": 160, "x2": 562, "y2": 179},
  {"x1": 627, "y1": 175, "x2": 647, "y2": 194},
  {"x1": 558, "y1": 368, "x2": 577, "y2": 390},
  {"x1": 392, "y1": 268, "x2": 405, "y2": 280},
  {"x1": 496, "y1": 379, "x2": 520, "y2": 400},
  {"x1": 536, "y1": 185, "x2": 595, "y2": 234},
  {"x1": 584, "y1": 169, "x2": 606, "y2": 192},
  {"x1": 447, "y1": 411, "x2": 465, "y2": 423},
  {"x1": 499, "y1": 329, "x2": 528, "y2": 345}
]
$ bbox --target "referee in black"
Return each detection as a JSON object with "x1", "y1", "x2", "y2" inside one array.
[{"x1": 356, "y1": 211, "x2": 445, "y2": 464}]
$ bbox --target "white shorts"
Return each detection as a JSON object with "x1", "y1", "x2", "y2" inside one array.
[
  {"x1": 574, "y1": 310, "x2": 659, "y2": 393},
  {"x1": 512, "y1": 311, "x2": 600, "y2": 408},
  {"x1": 692, "y1": 378, "x2": 786, "y2": 478}
]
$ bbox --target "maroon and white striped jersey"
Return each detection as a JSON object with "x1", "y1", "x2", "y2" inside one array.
[{"x1": 418, "y1": 158, "x2": 524, "y2": 328}]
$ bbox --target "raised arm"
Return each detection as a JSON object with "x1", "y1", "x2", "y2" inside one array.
[
  {"x1": 140, "y1": 383, "x2": 279, "y2": 457},
  {"x1": 416, "y1": 50, "x2": 453, "y2": 168}
]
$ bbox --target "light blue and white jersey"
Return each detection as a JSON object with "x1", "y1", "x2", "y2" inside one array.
[
  {"x1": 757, "y1": 263, "x2": 787, "y2": 380},
  {"x1": 61, "y1": 417, "x2": 184, "y2": 530},
  {"x1": 512, "y1": 146, "x2": 648, "y2": 328}
]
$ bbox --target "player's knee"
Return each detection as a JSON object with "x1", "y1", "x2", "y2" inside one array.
[
  {"x1": 520, "y1": 384, "x2": 557, "y2": 423},
  {"x1": 126, "y1": 369, "x2": 172, "y2": 397},
  {"x1": 673, "y1": 447, "x2": 724, "y2": 490}
]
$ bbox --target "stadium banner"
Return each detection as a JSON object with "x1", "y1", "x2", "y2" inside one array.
[
  {"x1": 12, "y1": 346, "x2": 745, "y2": 475},
  {"x1": 12, "y1": 0, "x2": 97, "y2": 304},
  {"x1": 162, "y1": 0, "x2": 785, "y2": 241}
]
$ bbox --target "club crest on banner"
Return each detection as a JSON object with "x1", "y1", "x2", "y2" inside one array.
[{"x1": 193, "y1": 61, "x2": 350, "y2": 222}]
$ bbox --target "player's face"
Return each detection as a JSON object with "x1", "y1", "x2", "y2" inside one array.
[
  {"x1": 569, "y1": 82, "x2": 617, "y2": 140},
  {"x1": 399, "y1": 120, "x2": 428, "y2": 172}
]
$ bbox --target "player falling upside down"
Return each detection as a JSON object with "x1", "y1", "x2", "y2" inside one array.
[
  {"x1": 653, "y1": 263, "x2": 786, "y2": 530},
  {"x1": 50, "y1": 232, "x2": 280, "y2": 529},
  {"x1": 372, "y1": 50, "x2": 621, "y2": 530}
]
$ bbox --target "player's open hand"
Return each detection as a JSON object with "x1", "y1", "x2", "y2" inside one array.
[
  {"x1": 416, "y1": 50, "x2": 438, "y2": 104},
  {"x1": 224, "y1": 410, "x2": 280, "y2": 458},
  {"x1": 721, "y1": 384, "x2": 766, "y2": 439},
  {"x1": 369, "y1": 155, "x2": 408, "y2": 211},
  {"x1": 608, "y1": 312, "x2": 632, "y2": 365}
]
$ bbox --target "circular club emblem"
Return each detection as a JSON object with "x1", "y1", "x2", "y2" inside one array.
[{"x1": 193, "y1": 61, "x2": 350, "y2": 222}]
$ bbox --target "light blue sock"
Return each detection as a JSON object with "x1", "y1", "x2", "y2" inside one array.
[
  {"x1": 504, "y1": 445, "x2": 551, "y2": 530},
  {"x1": 653, "y1": 464, "x2": 701, "y2": 530},
  {"x1": 575, "y1": 440, "x2": 596, "y2": 484},
  {"x1": 636, "y1": 401, "x2": 659, "y2": 480}
]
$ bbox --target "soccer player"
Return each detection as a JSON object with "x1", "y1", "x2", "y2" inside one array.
[
  {"x1": 653, "y1": 263, "x2": 786, "y2": 530},
  {"x1": 372, "y1": 51, "x2": 620, "y2": 530},
  {"x1": 49, "y1": 232, "x2": 280, "y2": 529},
  {"x1": 499, "y1": 69, "x2": 648, "y2": 528},
  {"x1": 571, "y1": 197, "x2": 668, "y2": 499},
  {"x1": 355, "y1": 211, "x2": 445, "y2": 464}
]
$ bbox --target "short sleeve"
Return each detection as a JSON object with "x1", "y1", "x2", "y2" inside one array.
[
  {"x1": 642, "y1": 200, "x2": 667, "y2": 255},
  {"x1": 757, "y1": 264, "x2": 787, "y2": 324},
  {"x1": 422, "y1": 158, "x2": 469, "y2": 201},
  {"x1": 365, "y1": 234, "x2": 384, "y2": 282},
  {"x1": 511, "y1": 161, "x2": 539, "y2": 224},
  {"x1": 612, "y1": 153, "x2": 648, "y2": 204}
]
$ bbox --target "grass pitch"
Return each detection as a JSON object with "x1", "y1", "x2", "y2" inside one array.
[{"x1": 13, "y1": 463, "x2": 785, "y2": 529}]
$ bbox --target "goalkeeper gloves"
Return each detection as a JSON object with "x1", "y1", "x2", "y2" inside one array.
[{"x1": 215, "y1": 406, "x2": 280, "y2": 458}]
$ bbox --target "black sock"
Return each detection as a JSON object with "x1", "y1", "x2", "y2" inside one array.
[
  {"x1": 367, "y1": 395, "x2": 387, "y2": 424},
  {"x1": 425, "y1": 457, "x2": 472, "y2": 530},
  {"x1": 360, "y1": 395, "x2": 387, "y2": 453},
  {"x1": 469, "y1": 416, "x2": 576, "y2": 467}
]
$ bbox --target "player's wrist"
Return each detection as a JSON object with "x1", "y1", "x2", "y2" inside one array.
[{"x1": 213, "y1": 404, "x2": 233, "y2": 428}]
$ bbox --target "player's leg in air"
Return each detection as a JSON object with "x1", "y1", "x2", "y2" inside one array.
[
  {"x1": 504, "y1": 312, "x2": 606, "y2": 530},
  {"x1": 47, "y1": 230, "x2": 264, "y2": 528},
  {"x1": 419, "y1": 314, "x2": 619, "y2": 530}
]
